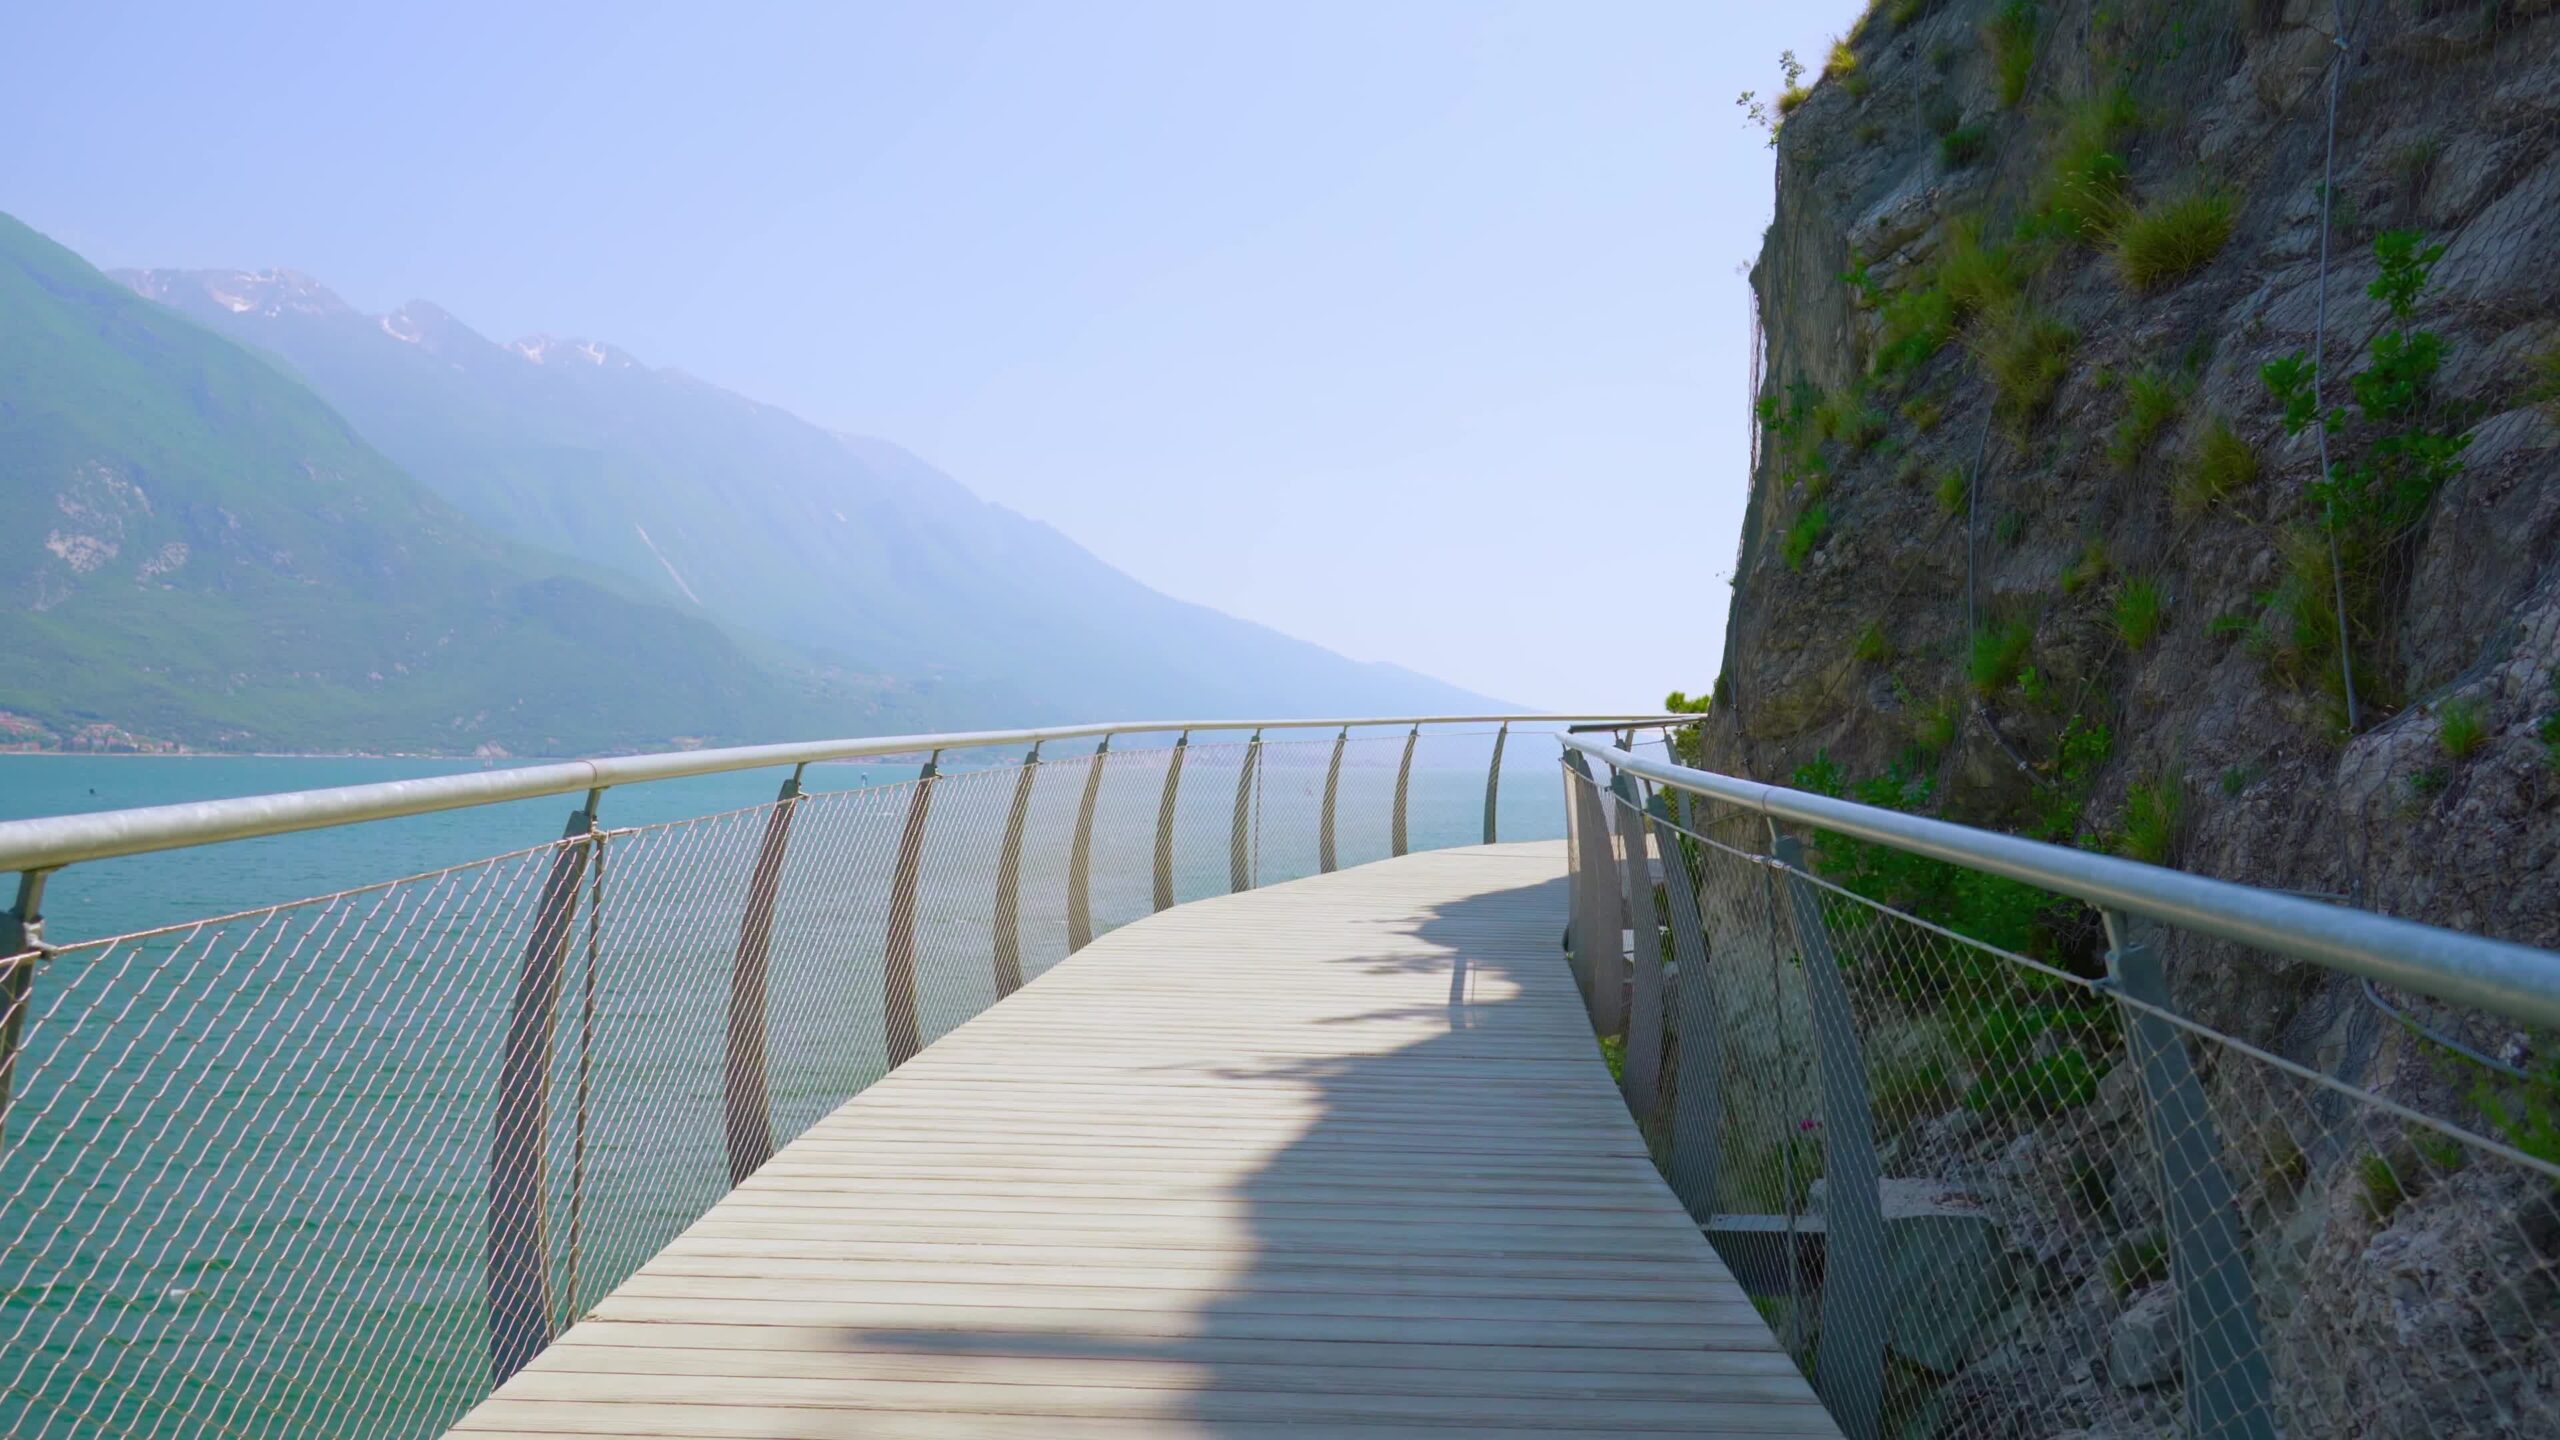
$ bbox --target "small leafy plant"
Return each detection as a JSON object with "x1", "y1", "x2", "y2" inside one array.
[
  {"x1": 2261, "y1": 230, "x2": 2471, "y2": 539},
  {"x1": 1737, "y1": 51, "x2": 1808, "y2": 142},
  {"x1": 2255, "y1": 230, "x2": 2472, "y2": 724}
]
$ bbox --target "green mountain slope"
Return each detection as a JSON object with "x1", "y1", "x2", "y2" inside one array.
[
  {"x1": 117, "y1": 268, "x2": 1507, "y2": 722},
  {"x1": 0, "y1": 213, "x2": 891, "y2": 753}
]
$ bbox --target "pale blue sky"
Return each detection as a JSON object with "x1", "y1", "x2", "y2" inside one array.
[{"x1": 4, "y1": 0, "x2": 1862, "y2": 711}]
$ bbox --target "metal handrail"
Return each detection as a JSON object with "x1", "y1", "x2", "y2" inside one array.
[
  {"x1": 0, "y1": 714, "x2": 1690, "y2": 875},
  {"x1": 1564, "y1": 734, "x2": 2560, "y2": 1032}
]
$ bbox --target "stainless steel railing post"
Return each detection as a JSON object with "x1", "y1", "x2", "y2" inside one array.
[
  {"x1": 882, "y1": 751, "x2": 941, "y2": 1068},
  {"x1": 1646, "y1": 797, "x2": 1718, "y2": 1219},
  {"x1": 1067, "y1": 736, "x2": 1110, "y2": 952},
  {"x1": 1228, "y1": 730, "x2": 1261, "y2": 893},
  {"x1": 1773, "y1": 833, "x2": 1885, "y2": 1440},
  {"x1": 1562, "y1": 751, "x2": 1622, "y2": 1034},
  {"x1": 724, "y1": 767, "x2": 803, "y2": 1186},
  {"x1": 487, "y1": 799, "x2": 599, "y2": 1385},
  {"x1": 1614, "y1": 781, "x2": 1664, "y2": 1120},
  {"x1": 1318, "y1": 727, "x2": 1348, "y2": 874},
  {"x1": 2101, "y1": 909, "x2": 2275, "y2": 1440},
  {"x1": 992, "y1": 743, "x2": 1040, "y2": 998},
  {"x1": 1390, "y1": 724, "x2": 1419, "y2": 857},
  {"x1": 0, "y1": 869, "x2": 50, "y2": 1150},
  {"x1": 1152, "y1": 732, "x2": 1188, "y2": 912}
]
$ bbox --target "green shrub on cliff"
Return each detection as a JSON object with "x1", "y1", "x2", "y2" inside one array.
[{"x1": 2256, "y1": 230, "x2": 2470, "y2": 729}]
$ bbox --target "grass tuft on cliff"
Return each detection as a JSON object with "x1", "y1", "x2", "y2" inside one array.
[
  {"x1": 2176, "y1": 416, "x2": 2257, "y2": 518},
  {"x1": 2114, "y1": 577, "x2": 2165, "y2": 649},
  {"x1": 2114, "y1": 779, "x2": 2180, "y2": 865},
  {"x1": 1937, "y1": 465, "x2": 1969, "y2": 515},
  {"x1": 1984, "y1": 0, "x2": 2039, "y2": 108},
  {"x1": 2112, "y1": 189, "x2": 2237, "y2": 289},
  {"x1": 1973, "y1": 301, "x2": 2076, "y2": 432},
  {"x1": 1969, "y1": 618, "x2": 2034, "y2": 695},
  {"x1": 1940, "y1": 217, "x2": 2024, "y2": 315},
  {"x1": 2036, "y1": 86, "x2": 2137, "y2": 238},
  {"x1": 2108, "y1": 369, "x2": 2186, "y2": 468},
  {"x1": 1940, "y1": 123, "x2": 1990, "y2": 170},
  {"x1": 1784, "y1": 503, "x2": 1832, "y2": 569},
  {"x1": 2436, "y1": 697, "x2": 2487, "y2": 760}
]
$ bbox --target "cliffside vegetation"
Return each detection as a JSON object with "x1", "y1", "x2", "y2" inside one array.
[
  {"x1": 1671, "y1": 3, "x2": 2560, "y2": 1433},
  {"x1": 1697, "y1": 0, "x2": 2560, "y2": 972}
]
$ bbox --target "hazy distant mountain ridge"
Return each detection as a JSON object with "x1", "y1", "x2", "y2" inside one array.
[
  {"x1": 116, "y1": 265, "x2": 1503, "y2": 723},
  {"x1": 0, "y1": 215, "x2": 892, "y2": 754}
]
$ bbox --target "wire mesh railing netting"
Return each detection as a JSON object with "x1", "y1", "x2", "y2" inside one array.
[
  {"x1": 0, "y1": 729, "x2": 1555, "y2": 1439},
  {"x1": 1565, "y1": 761, "x2": 2560, "y2": 1440}
]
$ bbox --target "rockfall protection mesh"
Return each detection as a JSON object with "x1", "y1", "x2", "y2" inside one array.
[{"x1": 1568, "y1": 759, "x2": 2560, "y2": 1440}]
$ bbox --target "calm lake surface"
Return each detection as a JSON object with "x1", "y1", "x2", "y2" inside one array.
[{"x1": 0, "y1": 739, "x2": 1570, "y2": 1438}]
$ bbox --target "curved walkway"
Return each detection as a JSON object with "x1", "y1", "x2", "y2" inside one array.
[{"x1": 447, "y1": 841, "x2": 1837, "y2": 1438}]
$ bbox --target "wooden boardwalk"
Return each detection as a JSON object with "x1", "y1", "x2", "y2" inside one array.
[{"x1": 448, "y1": 841, "x2": 1837, "y2": 1439}]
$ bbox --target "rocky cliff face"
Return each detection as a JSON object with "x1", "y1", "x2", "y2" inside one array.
[
  {"x1": 1707, "y1": 0, "x2": 2560, "y2": 1011},
  {"x1": 1686, "y1": 2, "x2": 2560, "y2": 1434}
]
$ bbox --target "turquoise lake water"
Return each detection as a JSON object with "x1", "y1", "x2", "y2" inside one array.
[{"x1": 0, "y1": 739, "x2": 1569, "y2": 1438}]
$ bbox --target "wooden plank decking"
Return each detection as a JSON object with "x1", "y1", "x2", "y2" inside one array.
[{"x1": 447, "y1": 841, "x2": 1838, "y2": 1439}]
